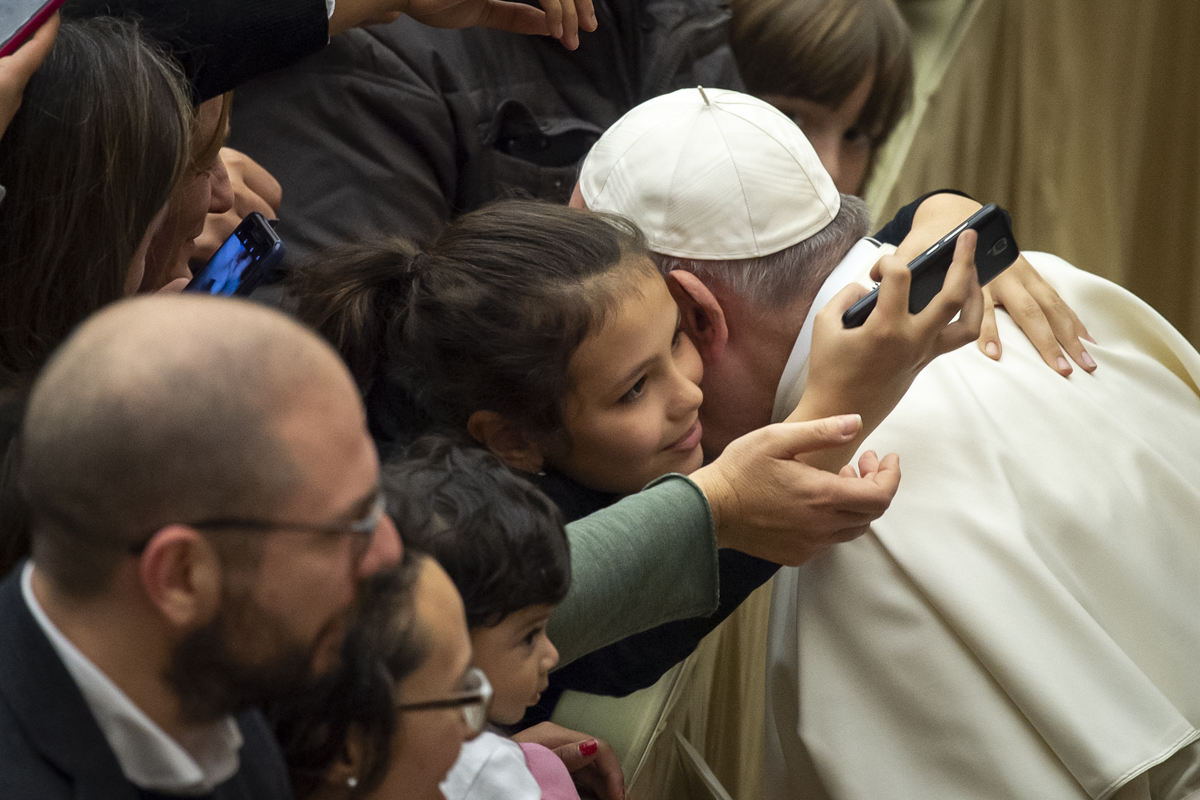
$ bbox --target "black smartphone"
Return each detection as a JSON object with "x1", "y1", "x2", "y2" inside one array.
[
  {"x1": 842, "y1": 203, "x2": 1019, "y2": 328},
  {"x1": 0, "y1": 0, "x2": 62, "y2": 58},
  {"x1": 183, "y1": 212, "x2": 285, "y2": 296}
]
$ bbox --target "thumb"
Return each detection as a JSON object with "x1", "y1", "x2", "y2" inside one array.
[
  {"x1": 756, "y1": 415, "x2": 862, "y2": 460},
  {"x1": 553, "y1": 738, "x2": 599, "y2": 772}
]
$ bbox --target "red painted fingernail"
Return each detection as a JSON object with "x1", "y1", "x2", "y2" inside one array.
[{"x1": 580, "y1": 739, "x2": 598, "y2": 756}]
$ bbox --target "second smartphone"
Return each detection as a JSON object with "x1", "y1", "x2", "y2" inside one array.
[
  {"x1": 184, "y1": 212, "x2": 285, "y2": 297},
  {"x1": 842, "y1": 203, "x2": 1019, "y2": 328}
]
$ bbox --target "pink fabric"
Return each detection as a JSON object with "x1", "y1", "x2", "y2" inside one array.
[{"x1": 519, "y1": 742, "x2": 580, "y2": 800}]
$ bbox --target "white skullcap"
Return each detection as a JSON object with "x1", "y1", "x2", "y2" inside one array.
[{"x1": 580, "y1": 87, "x2": 841, "y2": 260}]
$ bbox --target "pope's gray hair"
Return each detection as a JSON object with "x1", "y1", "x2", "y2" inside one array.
[{"x1": 654, "y1": 193, "x2": 871, "y2": 309}]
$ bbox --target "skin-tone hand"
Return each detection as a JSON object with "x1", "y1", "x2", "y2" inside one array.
[
  {"x1": 787, "y1": 232, "x2": 984, "y2": 472},
  {"x1": 512, "y1": 722, "x2": 626, "y2": 800},
  {"x1": 190, "y1": 148, "x2": 283, "y2": 269},
  {"x1": 893, "y1": 192, "x2": 1096, "y2": 376},
  {"x1": 0, "y1": 12, "x2": 59, "y2": 139},
  {"x1": 978, "y1": 255, "x2": 1095, "y2": 374},
  {"x1": 330, "y1": 0, "x2": 599, "y2": 50},
  {"x1": 688, "y1": 415, "x2": 902, "y2": 566}
]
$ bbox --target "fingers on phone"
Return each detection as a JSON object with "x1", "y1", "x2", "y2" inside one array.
[{"x1": 872, "y1": 255, "x2": 912, "y2": 325}]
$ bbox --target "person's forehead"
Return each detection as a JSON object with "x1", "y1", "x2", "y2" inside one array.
[
  {"x1": 570, "y1": 271, "x2": 676, "y2": 382},
  {"x1": 407, "y1": 563, "x2": 472, "y2": 693}
]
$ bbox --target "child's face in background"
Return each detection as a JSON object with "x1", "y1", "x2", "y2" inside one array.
[
  {"x1": 471, "y1": 604, "x2": 559, "y2": 725},
  {"x1": 545, "y1": 264, "x2": 705, "y2": 495},
  {"x1": 761, "y1": 70, "x2": 876, "y2": 196}
]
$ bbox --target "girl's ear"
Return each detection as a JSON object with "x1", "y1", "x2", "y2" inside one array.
[
  {"x1": 467, "y1": 411, "x2": 546, "y2": 474},
  {"x1": 667, "y1": 270, "x2": 728, "y2": 363}
]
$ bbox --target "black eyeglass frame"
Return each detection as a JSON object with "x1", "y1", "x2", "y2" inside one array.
[
  {"x1": 125, "y1": 490, "x2": 387, "y2": 555},
  {"x1": 396, "y1": 666, "x2": 493, "y2": 735}
]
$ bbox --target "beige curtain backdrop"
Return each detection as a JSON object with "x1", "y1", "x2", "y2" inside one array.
[
  {"x1": 868, "y1": 0, "x2": 1200, "y2": 347},
  {"x1": 555, "y1": 3, "x2": 1200, "y2": 798}
]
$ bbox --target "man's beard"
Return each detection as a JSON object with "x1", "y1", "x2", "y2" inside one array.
[{"x1": 165, "y1": 589, "x2": 347, "y2": 725}]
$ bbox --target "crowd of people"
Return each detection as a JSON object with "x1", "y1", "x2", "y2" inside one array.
[{"x1": 0, "y1": 2, "x2": 1197, "y2": 799}]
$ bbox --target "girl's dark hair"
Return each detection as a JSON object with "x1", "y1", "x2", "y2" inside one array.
[
  {"x1": 730, "y1": 0, "x2": 913, "y2": 149},
  {"x1": 272, "y1": 554, "x2": 428, "y2": 800},
  {"x1": 289, "y1": 199, "x2": 652, "y2": 456},
  {"x1": 0, "y1": 17, "x2": 192, "y2": 384},
  {"x1": 383, "y1": 434, "x2": 571, "y2": 629}
]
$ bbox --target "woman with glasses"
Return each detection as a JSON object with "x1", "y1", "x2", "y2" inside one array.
[{"x1": 272, "y1": 553, "x2": 489, "y2": 800}]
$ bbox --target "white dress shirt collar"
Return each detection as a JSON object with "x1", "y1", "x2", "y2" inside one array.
[
  {"x1": 771, "y1": 238, "x2": 896, "y2": 422},
  {"x1": 21, "y1": 562, "x2": 242, "y2": 795}
]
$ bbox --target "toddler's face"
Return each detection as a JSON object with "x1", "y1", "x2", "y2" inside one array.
[
  {"x1": 546, "y1": 264, "x2": 705, "y2": 494},
  {"x1": 471, "y1": 604, "x2": 559, "y2": 725}
]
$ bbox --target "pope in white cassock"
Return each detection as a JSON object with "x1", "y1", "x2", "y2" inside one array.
[{"x1": 576, "y1": 88, "x2": 1200, "y2": 799}]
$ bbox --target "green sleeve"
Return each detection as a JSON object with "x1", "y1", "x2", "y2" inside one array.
[{"x1": 548, "y1": 474, "x2": 720, "y2": 667}]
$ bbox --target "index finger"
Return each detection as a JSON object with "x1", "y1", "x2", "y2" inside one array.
[{"x1": 535, "y1": 0, "x2": 565, "y2": 40}]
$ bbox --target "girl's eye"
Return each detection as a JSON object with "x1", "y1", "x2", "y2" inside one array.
[
  {"x1": 524, "y1": 627, "x2": 543, "y2": 647},
  {"x1": 672, "y1": 328, "x2": 683, "y2": 348},
  {"x1": 620, "y1": 376, "x2": 647, "y2": 404}
]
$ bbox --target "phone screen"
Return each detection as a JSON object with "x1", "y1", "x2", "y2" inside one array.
[
  {"x1": 0, "y1": 0, "x2": 62, "y2": 56},
  {"x1": 184, "y1": 212, "x2": 283, "y2": 296}
]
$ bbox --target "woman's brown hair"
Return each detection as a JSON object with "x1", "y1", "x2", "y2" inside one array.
[
  {"x1": 729, "y1": 0, "x2": 914, "y2": 148},
  {"x1": 0, "y1": 17, "x2": 192, "y2": 385}
]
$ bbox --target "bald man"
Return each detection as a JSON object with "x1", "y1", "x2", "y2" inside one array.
[{"x1": 0, "y1": 295, "x2": 402, "y2": 798}]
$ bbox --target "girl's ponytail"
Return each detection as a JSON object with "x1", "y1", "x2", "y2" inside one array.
[{"x1": 289, "y1": 237, "x2": 423, "y2": 396}]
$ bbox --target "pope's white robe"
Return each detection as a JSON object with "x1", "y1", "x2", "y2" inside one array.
[{"x1": 765, "y1": 248, "x2": 1200, "y2": 799}]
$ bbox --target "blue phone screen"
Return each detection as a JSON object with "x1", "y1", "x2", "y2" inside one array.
[{"x1": 190, "y1": 229, "x2": 257, "y2": 296}]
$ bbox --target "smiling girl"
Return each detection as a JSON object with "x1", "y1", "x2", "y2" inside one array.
[{"x1": 291, "y1": 199, "x2": 708, "y2": 512}]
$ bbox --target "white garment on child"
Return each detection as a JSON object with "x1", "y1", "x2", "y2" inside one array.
[{"x1": 441, "y1": 731, "x2": 542, "y2": 800}]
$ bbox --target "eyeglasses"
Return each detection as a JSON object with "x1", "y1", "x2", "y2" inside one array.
[
  {"x1": 126, "y1": 490, "x2": 387, "y2": 557},
  {"x1": 396, "y1": 666, "x2": 493, "y2": 735}
]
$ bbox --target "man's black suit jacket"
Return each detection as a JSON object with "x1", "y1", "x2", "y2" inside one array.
[{"x1": 0, "y1": 565, "x2": 292, "y2": 799}]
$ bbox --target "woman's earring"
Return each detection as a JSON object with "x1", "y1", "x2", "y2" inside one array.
[{"x1": 347, "y1": 776, "x2": 358, "y2": 789}]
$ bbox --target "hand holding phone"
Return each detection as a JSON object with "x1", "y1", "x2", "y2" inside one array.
[
  {"x1": 184, "y1": 211, "x2": 285, "y2": 296},
  {"x1": 1, "y1": 0, "x2": 62, "y2": 58},
  {"x1": 843, "y1": 203, "x2": 1019, "y2": 328},
  {"x1": 0, "y1": 5, "x2": 59, "y2": 138}
]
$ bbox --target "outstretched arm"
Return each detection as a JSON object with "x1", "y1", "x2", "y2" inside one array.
[
  {"x1": 551, "y1": 416, "x2": 900, "y2": 663},
  {"x1": 894, "y1": 192, "x2": 1095, "y2": 376},
  {"x1": 786, "y1": 230, "x2": 984, "y2": 472}
]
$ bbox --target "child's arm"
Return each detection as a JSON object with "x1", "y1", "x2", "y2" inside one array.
[
  {"x1": 551, "y1": 417, "x2": 900, "y2": 663},
  {"x1": 891, "y1": 193, "x2": 1095, "y2": 374}
]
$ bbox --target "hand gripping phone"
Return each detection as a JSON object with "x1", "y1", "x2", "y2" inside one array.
[
  {"x1": 842, "y1": 203, "x2": 1019, "y2": 328},
  {"x1": 184, "y1": 212, "x2": 285, "y2": 296},
  {"x1": 0, "y1": 0, "x2": 63, "y2": 58}
]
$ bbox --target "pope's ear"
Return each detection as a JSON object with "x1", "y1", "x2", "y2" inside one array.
[
  {"x1": 138, "y1": 526, "x2": 221, "y2": 630},
  {"x1": 466, "y1": 410, "x2": 546, "y2": 474},
  {"x1": 667, "y1": 270, "x2": 728, "y2": 363}
]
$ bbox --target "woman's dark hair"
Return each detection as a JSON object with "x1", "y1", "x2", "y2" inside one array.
[
  {"x1": 272, "y1": 554, "x2": 428, "y2": 800},
  {"x1": 0, "y1": 17, "x2": 192, "y2": 385},
  {"x1": 730, "y1": 0, "x2": 913, "y2": 149},
  {"x1": 383, "y1": 434, "x2": 571, "y2": 629},
  {"x1": 289, "y1": 199, "x2": 652, "y2": 457}
]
